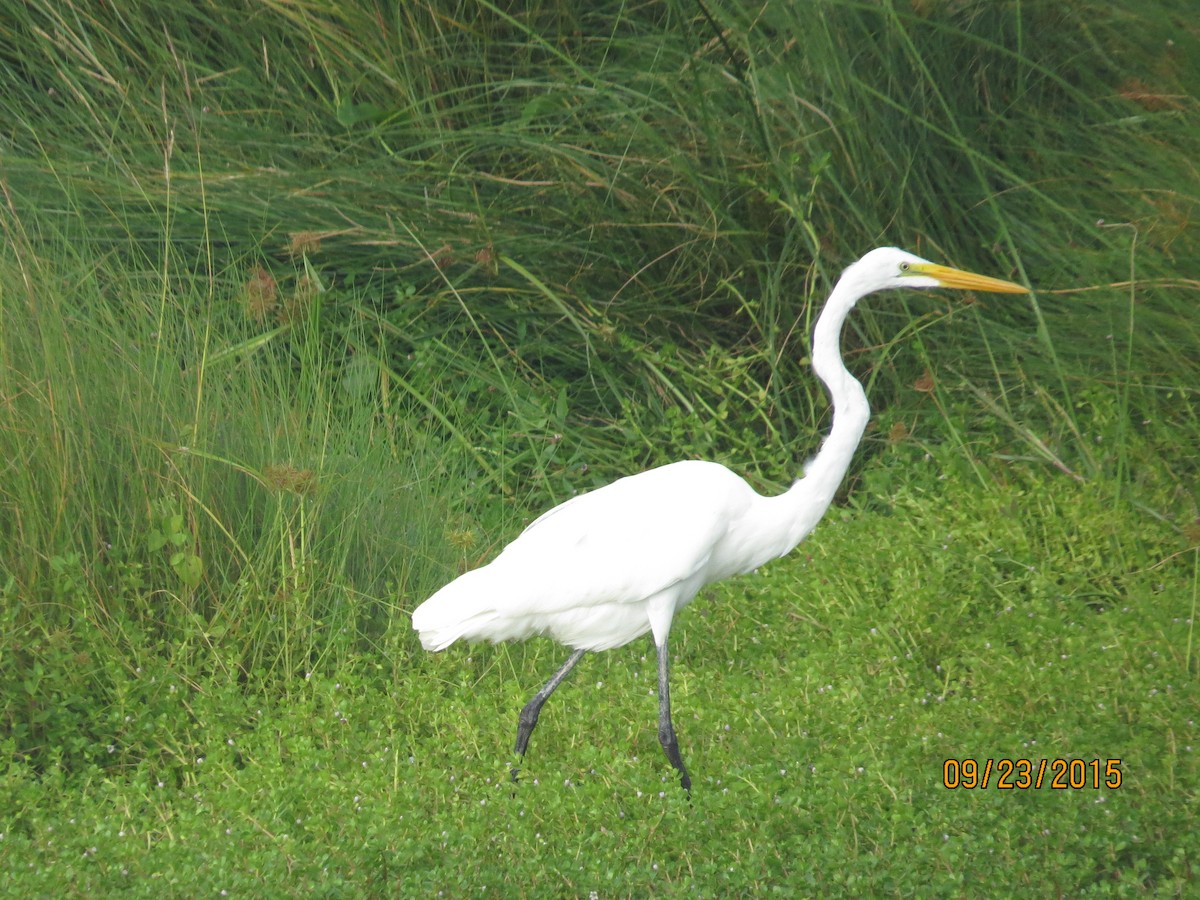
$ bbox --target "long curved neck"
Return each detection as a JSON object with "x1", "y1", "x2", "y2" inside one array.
[
  {"x1": 734, "y1": 276, "x2": 870, "y2": 569},
  {"x1": 802, "y1": 278, "x2": 870, "y2": 494}
]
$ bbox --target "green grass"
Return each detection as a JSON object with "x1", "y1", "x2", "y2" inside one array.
[
  {"x1": 2, "y1": 458, "x2": 1194, "y2": 895},
  {"x1": 1, "y1": 0, "x2": 1198, "y2": 894}
]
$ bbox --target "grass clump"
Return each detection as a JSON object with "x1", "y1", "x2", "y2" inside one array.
[
  {"x1": 0, "y1": 227, "x2": 459, "y2": 776},
  {"x1": 0, "y1": 0, "x2": 1197, "y2": 894}
]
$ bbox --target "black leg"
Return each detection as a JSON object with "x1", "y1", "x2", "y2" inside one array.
[
  {"x1": 512, "y1": 648, "x2": 586, "y2": 781},
  {"x1": 656, "y1": 637, "x2": 691, "y2": 792}
]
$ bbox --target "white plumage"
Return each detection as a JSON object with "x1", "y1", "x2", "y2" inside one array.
[
  {"x1": 412, "y1": 247, "x2": 1027, "y2": 790},
  {"x1": 415, "y1": 460, "x2": 800, "y2": 652}
]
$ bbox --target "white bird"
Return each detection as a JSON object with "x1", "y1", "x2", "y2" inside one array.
[{"x1": 412, "y1": 247, "x2": 1027, "y2": 791}]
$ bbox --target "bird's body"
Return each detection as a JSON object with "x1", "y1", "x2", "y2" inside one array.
[
  {"x1": 412, "y1": 247, "x2": 1027, "y2": 790},
  {"x1": 414, "y1": 458, "x2": 838, "y2": 653}
]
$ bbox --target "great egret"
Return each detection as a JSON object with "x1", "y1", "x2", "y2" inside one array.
[{"x1": 412, "y1": 247, "x2": 1027, "y2": 791}]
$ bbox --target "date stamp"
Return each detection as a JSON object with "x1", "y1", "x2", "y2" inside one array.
[{"x1": 943, "y1": 758, "x2": 1123, "y2": 790}]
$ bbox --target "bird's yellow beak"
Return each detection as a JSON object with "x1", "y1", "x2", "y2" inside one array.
[{"x1": 910, "y1": 262, "x2": 1027, "y2": 294}]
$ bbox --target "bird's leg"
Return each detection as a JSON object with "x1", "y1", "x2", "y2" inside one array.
[
  {"x1": 512, "y1": 647, "x2": 586, "y2": 782},
  {"x1": 655, "y1": 637, "x2": 692, "y2": 792}
]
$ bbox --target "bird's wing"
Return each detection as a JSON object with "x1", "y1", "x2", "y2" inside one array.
[
  {"x1": 412, "y1": 461, "x2": 756, "y2": 649},
  {"x1": 486, "y1": 461, "x2": 749, "y2": 614}
]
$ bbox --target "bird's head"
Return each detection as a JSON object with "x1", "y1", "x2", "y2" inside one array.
[{"x1": 846, "y1": 247, "x2": 1027, "y2": 297}]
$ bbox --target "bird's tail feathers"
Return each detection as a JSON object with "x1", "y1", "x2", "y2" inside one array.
[{"x1": 411, "y1": 568, "x2": 513, "y2": 651}]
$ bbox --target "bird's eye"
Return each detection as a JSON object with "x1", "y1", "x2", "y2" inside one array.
[{"x1": 899, "y1": 262, "x2": 910, "y2": 271}]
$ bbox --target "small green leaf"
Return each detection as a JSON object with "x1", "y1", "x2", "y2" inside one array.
[
  {"x1": 171, "y1": 553, "x2": 203, "y2": 588},
  {"x1": 336, "y1": 100, "x2": 386, "y2": 127}
]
